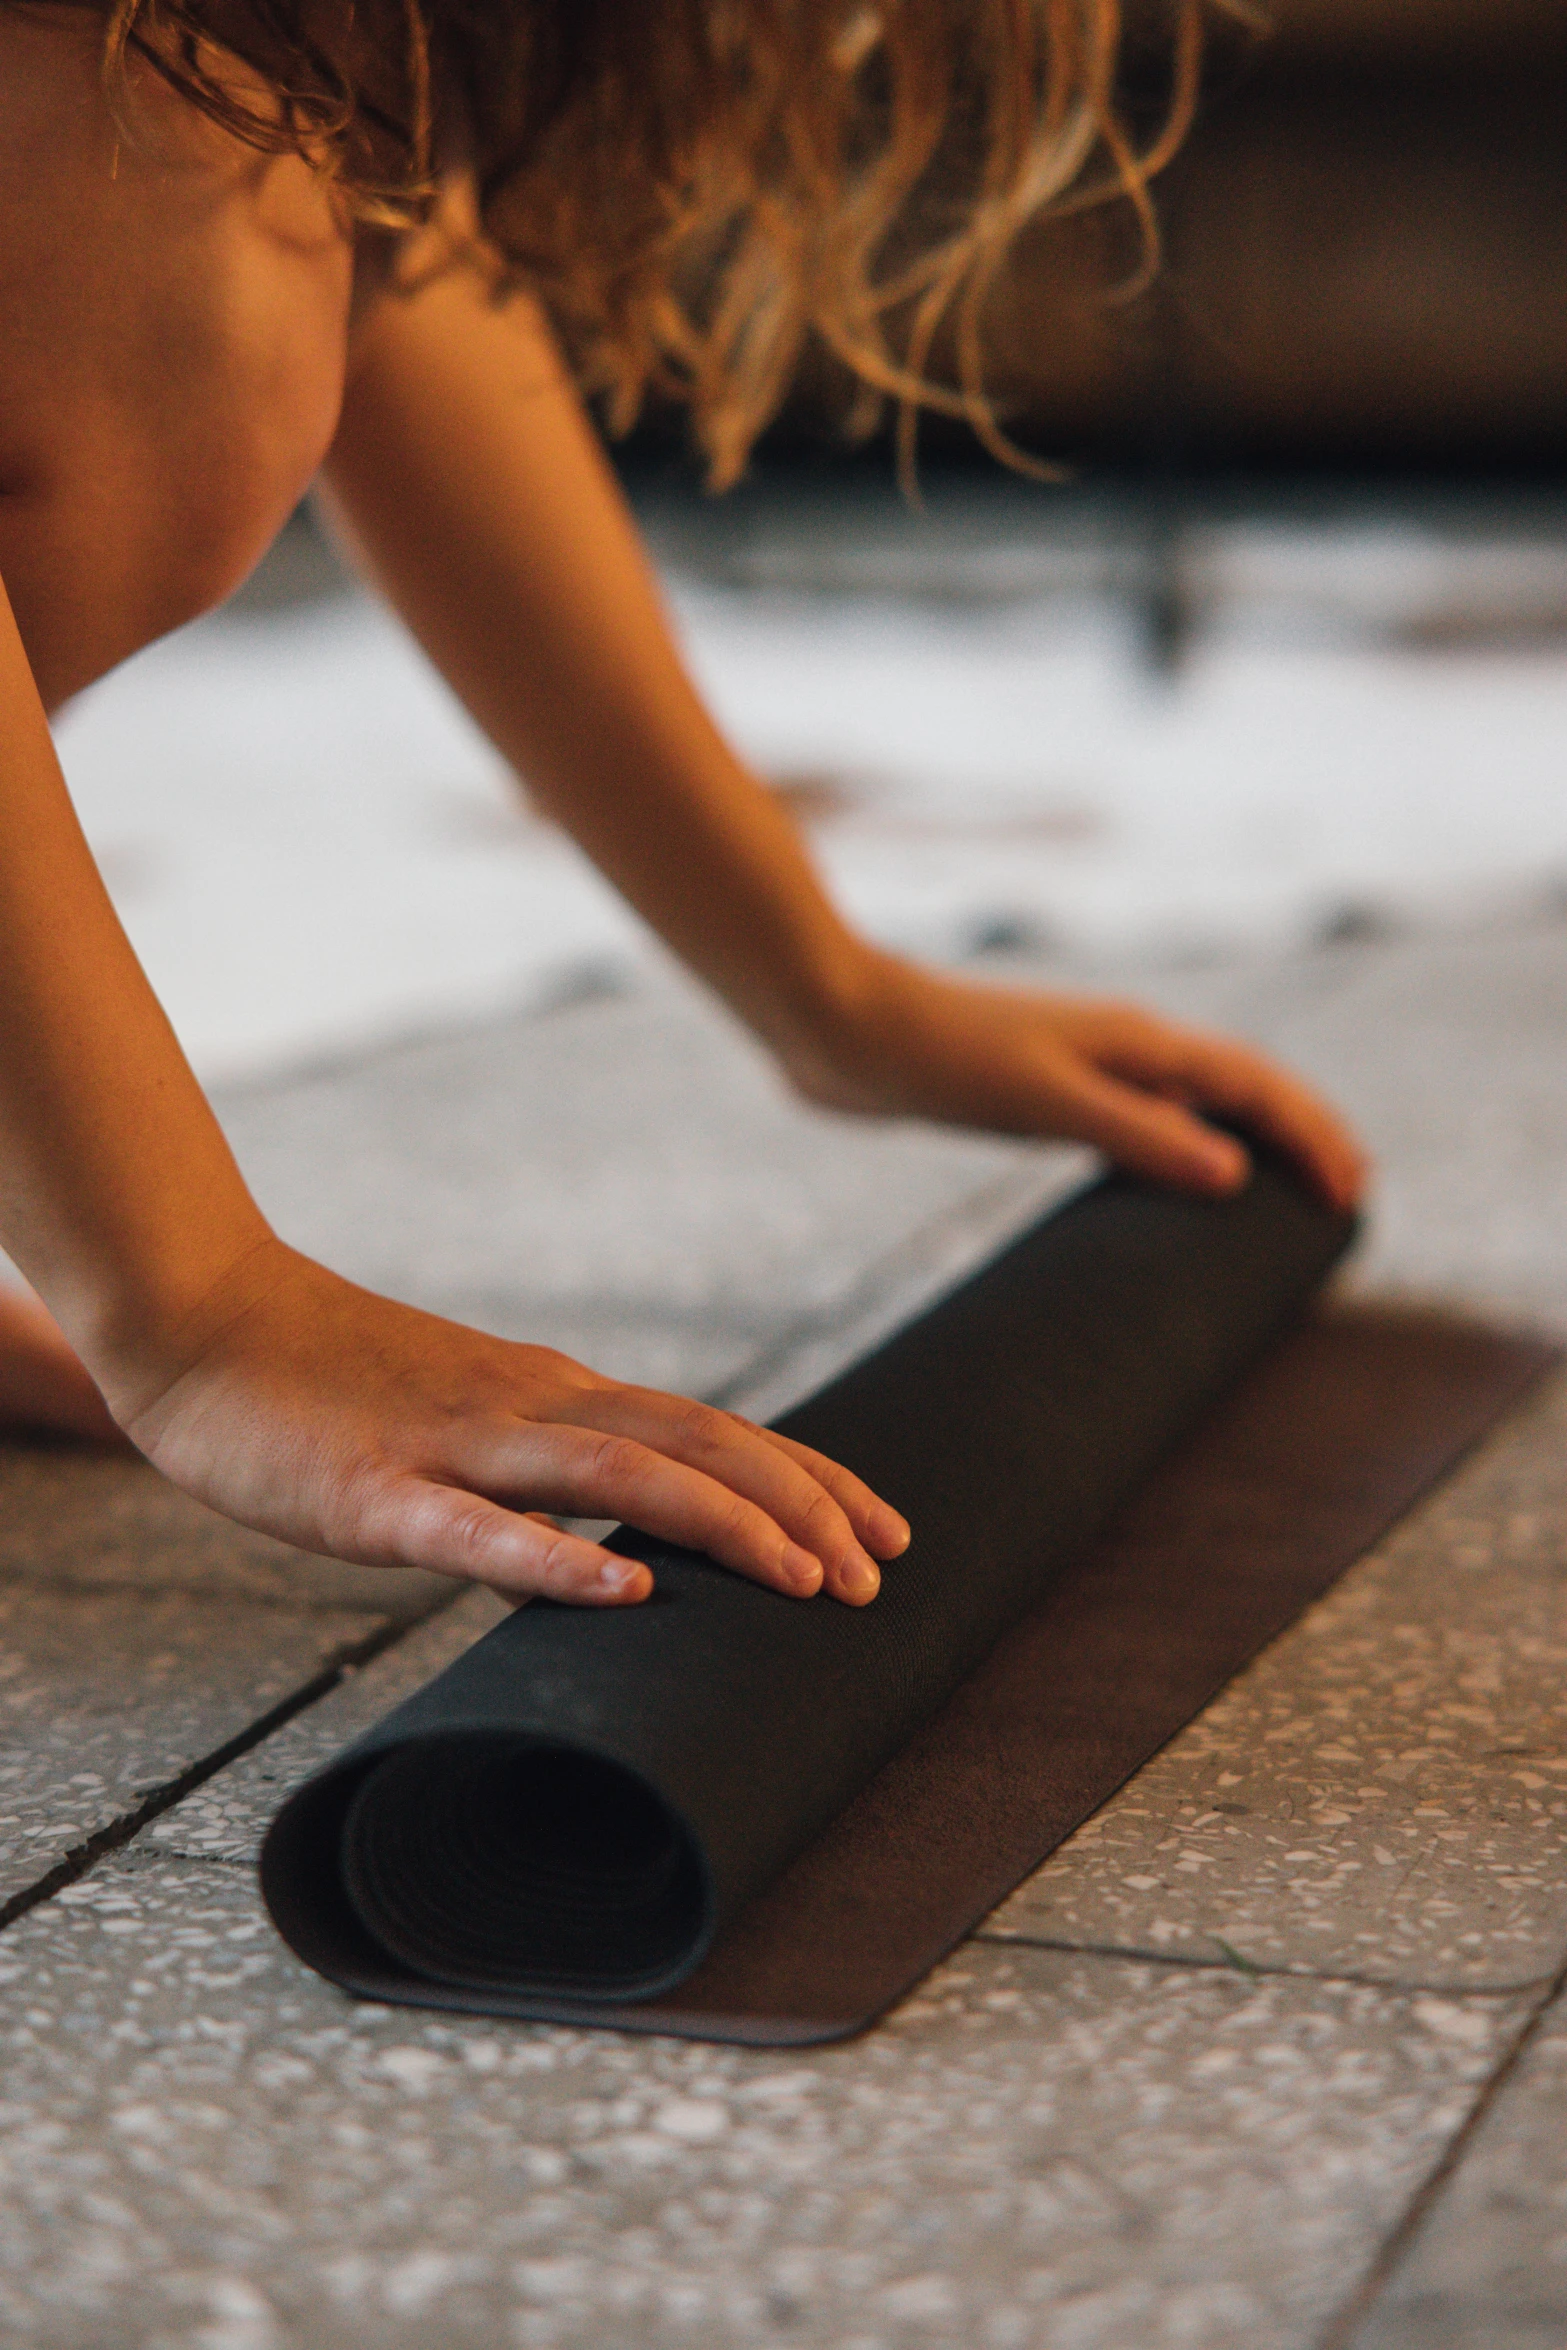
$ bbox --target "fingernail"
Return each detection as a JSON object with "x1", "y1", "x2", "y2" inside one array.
[
  {"x1": 844, "y1": 1559, "x2": 881, "y2": 1602},
  {"x1": 874, "y1": 1507, "x2": 911, "y2": 1555},
  {"x1": 783, "y1": 1544, "x2": 824, "y2": 1595},
  {"x1": 598, "y1": 1559, "x2": 647, "y2": 1597}
]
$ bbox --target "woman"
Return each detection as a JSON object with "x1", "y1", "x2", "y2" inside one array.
[{"x1": 0, "y1": 0, "x2": 1363, "y2": 1611}]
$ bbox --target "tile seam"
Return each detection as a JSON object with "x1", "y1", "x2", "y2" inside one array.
[
  {"x1": 973, "y1": 1926, "x2": 1554, "y2": 2001},
  {"x1": 1314, "y1": 1955, "x2": 1567, "y2": 2349},
  {"x1": 0, "y1": 1612, "x2": 426, "y2": 1940}
]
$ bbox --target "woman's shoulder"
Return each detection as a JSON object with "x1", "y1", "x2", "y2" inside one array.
[{"x1": 0, "y1": 6, "x2": 356, "y2": 702}]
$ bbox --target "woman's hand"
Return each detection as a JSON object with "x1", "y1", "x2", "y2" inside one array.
[
  {"x1": 784, "y1": 950, "x2": 1368, "y2": 1213},
  {"x1": 120, "y1": 1238, "x2": 908, "y2": 1608}
]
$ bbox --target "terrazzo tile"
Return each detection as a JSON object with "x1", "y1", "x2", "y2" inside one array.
[
  {"x1": 0, "y1": 1442, "x2": 455, "y2": 1623},
  {"x1": 8, "y1": 919, "x2": 1566, "y2": 2350},
  {"x1": 988, "y1": 1365, "x2": 1567, "y2": 1992},
  {"x1": 0, "y1": 1584, "x2": 386, "y2": 1908},
  {"x1": 978, "y1": 922, "x2": 1567, "y2": 1997},
  {"x1": 212, "y1": 974, "x2": 1049, "y2": 1394},
  {"x1": 0, "y1": 1851, "x2": 1528, "y2": 2350},
  {"x1": 1346, "y1": 1989, "x2": 1567, "y2": 2350},
  {"x1": 1204, "y1": 922, "x2": 1567, "y2": 1326}
]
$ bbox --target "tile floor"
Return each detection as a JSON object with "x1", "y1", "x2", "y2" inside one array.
[{"x1": 2, "y1": 915, "x2": 1567, "y2": 2346}]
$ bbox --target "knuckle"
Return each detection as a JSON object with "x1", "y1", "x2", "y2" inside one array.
[
  {"x1": 329, "y1": 1454, "x2": 396, "y2": 1541},
  {"x1": 372, "y1": 1480, "x2": 504, "y2": 1576},
  {"x1": 518, "y1": 1342, "x2": 599, "y2": 1391},
  {"x1": 585, "y1": 1430, "x2": 647, "y2": 1486},
  {"x1": 796, "y1": 1482, "x2": 845, "y2": 1541},
  {"x1": 439, "y1": 1497, "x2": 507, "y2": 1568},
  {"x1": 335, "y1": 1462, "x2": 442, "y2": 1568},
  {"x1": 532, "y1": 1532, "x2": 590, "y2": 1592},
  {"x1": 670, "y1": 1395, "x2": 728, "y2": 1453},
  {"x1": 714, "y1": 1489, "x2": 762, "y2": 1553}
]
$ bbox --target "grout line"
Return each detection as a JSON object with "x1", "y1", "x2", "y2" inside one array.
[
  {"x1": 0, "y1": 1612, "x2": 425, "y2": 1939},
  {"x1": 1314, "y1": 1958, "x2": 1567, "y2": 2349},
  {"x1": 973, "y1": 1926, "x2": 1552, "y2": 2003}
]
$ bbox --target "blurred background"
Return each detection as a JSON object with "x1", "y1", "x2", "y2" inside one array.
[{"x1": 51, "y1": 0, "x2": 1567, "y2": 1086}]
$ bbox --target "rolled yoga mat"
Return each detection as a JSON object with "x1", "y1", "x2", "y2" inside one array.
[{"x1": 261, "y1": 1155, "x2": 1556, "y2": 2043}]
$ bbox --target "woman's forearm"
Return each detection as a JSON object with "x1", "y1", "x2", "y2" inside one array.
[
  {"x1": 0, "y1": 567, "x2": 902, "y2": 1605},
  {"x1": 322, "y1": 244, "x2": 1367, "y2": 1210},
  {"x1": 0, "y1": 571, "x2": 269, "y2": 1405},
  {"x1": 322, "y1": 264, "x2": 879, "y2": 1069}
]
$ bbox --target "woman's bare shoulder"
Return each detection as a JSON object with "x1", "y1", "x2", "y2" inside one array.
[
  {"x1": 0, "y1": 7, "x2": 355, "y2": 703},
  {"x1": 0, "y1": 8, "x2": 244, "y2": 317}
]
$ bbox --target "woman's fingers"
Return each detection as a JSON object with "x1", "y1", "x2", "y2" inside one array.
[
  {"x1": 363, "y1": 1476, "x2": 655, "y2": 1603},
  {"x1": 1098, "y1": 1024, "x2": 1367, "y2": 1211},
  {"x1": 458, "y1": 1418, "x2": 884, "y2": 1601},
  {"x1": 1051, "y1": 1063, "x2": 1254, "y2": 1195},
  {"x1": 1062, "y1": 1054, "x2": 1366, "y2": 1210},
  {"x1": 358, "y1": 1426, "x2": 851, "y2": 1608},
  {"x1": 1188, "y1": 1047, "x2": 1366, "y2": 1211},
  {"x1": 527, "y1": 1385, "x2": 900, "y2": 1603},
  {"x1": 743, "y1": 1421, "x2": 910, "y2": 1559}
]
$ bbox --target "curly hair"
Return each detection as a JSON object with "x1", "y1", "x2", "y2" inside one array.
[{"x1": 87, "y1": 0, "x2": 1230, "y2": 486}]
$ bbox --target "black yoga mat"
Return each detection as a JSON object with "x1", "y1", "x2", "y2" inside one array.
[{"x1": 261, "y1": 1157, "x2": 1555, "y2": 2043}]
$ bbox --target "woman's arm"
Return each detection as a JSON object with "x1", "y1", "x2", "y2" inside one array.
[
  {"x1": 0, "y1": 571, "x2": 902, "y2": 1603},
  {"x1": 323, "y1": 248, "x2": 1366, "y2": 1211},
  {"x1": 0, "y1": 572, "x2": 269, "y2": 1384}
]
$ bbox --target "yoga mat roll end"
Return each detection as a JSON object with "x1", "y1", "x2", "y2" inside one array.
[{"x1": 263, "y1": 1733, "x2": 718, "y2": 2005}]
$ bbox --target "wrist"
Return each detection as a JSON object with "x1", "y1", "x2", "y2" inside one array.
[
  {"x1": 762, "y1": 938, "x2": 912, "y2": 1113},
  {"x1": 66, "y1": 1213, "x2": 287, "y2": 1431}
]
